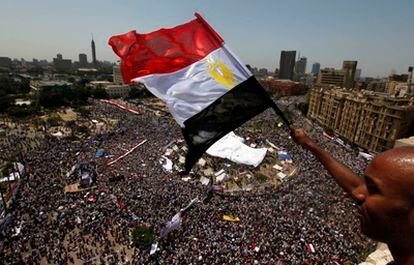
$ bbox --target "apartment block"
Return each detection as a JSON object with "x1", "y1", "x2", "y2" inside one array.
[{"x1": 307, "y1": 85, "x2": 414, "y2": 153}]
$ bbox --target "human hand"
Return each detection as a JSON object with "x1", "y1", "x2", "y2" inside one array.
[{"x1": 289, "y1": 126, "x2": 314, "y2": 149}]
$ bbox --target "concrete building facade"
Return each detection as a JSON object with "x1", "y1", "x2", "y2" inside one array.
[
  {"x1": 259, "y1": 78, "x2": 307, "y2": 96},
  {"x1": 113, "y1": 65, "x2": 124, "y2": 85},
  {"x1": 316, "y1": 68, "x2": 346, "y2": 87},
  {"x1": 53, "y1": 54, "x2": 72, "y2": 73},
  {"x1": 295, "y1": 57, "x2": 307, "y2": 75},
  {"x1": 342, "y1": 61, "x2": 357, "y2": 89},
  {"x1": 78, "y1": 53, "x2": 88, "y2": 68},
  {"x1": 308, "y1": 85, "x2": 414, "y2": 153}
]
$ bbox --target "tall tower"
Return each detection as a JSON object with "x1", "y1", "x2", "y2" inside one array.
[
  {"x1": 278, "y1": 50, "x2": 296, "y2": 80},
  {"x1": 295, "y1": 57, "x2": 307, "y2": 75},
  {"x1": 311, "y1": 62, "x2": 320, "y2": 76},
  {"x1": 342, "y1": 61, "x2": 357, "y2": 89},
  {"x1": 78, "y1": 53, "x2": 88, "y2": 67},
  {"x1": 91, "y1": 35, "x2": 97, "y2": 68}
]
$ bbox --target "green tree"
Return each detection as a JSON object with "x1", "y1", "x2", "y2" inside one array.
[
  {"x1": 71, "y1": 84, "x2": 91, "y2": 106},
  {"x1": 0, "y1": 77, "x2": 30, "y2": 95},
  {"x1": 6, "y1": 105, "x2": 31, "y2": 118},
  {"x1": 127, "y1": 86, "x2": 141, "y2": 99},
  {"x1": 131, "y1": 225, "x2": 155, "y2": 247},
  {"x1": 0, "y1": 77, "x2": 13, "y2": 94},
  {"x1": 38, "y1": 85, "x2": 72, "y2": 108},
  {"x1": 0, "y1": 92, "x2": 13, "y2": 113},
  {"x1": 18, "y1": 79, "x2": 31, "y2": 94},
  {"x1": 92, "y1": 86, "x2": 109, "y2": 99}
]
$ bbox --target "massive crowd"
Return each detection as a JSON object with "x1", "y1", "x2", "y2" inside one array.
[{"x1": 0, "y1": 97, "x2": 375, "y2": 264}]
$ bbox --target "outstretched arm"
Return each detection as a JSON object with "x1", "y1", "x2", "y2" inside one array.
[{"x1": 290, "y1": 127, "x2": 364, "y2": 197}]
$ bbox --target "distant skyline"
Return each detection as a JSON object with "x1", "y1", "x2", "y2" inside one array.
[{"x1": 1, "y1": 0, "x2": 413, "y2": 77}]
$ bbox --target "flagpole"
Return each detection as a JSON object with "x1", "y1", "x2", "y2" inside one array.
[{"x1": 269, "y1": 100, "x2": 292, "y2": 127}]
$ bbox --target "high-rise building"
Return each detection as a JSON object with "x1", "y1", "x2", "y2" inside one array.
[
  {"x1": 295, "y1": 57, "x2": 307, "y2": 75},
  {"x1": 91, "y1": 37, "x2": 97, "y2": 67},
  {"x1": 311, "y1": 63, "x2": 321, "y2": 76},
  {"x1": 278, "y1": 50, "x2": 296, "y2": 80},
  {"x1": 317, "y1": 68, "x2": 346, "y2": 87},
  {"x1": 342, "y1": 61, "x2": 357, "y2": 89},
  {"x1": 79, "y1": 53, "x2": 88, "y2": 68},
  {"x1": 113, "y1": 65, "x2": 124, "y2": 85},
  {"x1": 355, "y1": 69, "x2": 362, "y2": 80},
  {"x1": 408, "y1": 66, "x2": 414, "y2": 91}
]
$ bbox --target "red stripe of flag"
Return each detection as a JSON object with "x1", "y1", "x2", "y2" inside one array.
[
  {"x1": 307, "y1": 243, "x2": 316, "y2": 253},
  {"x1": 108, "y1": 13, "x2": 224, "y2": 83}
]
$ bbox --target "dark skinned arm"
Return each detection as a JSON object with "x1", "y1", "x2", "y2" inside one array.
[{"x1": 290, "y1": 127, "x2": 364, "y2": 198}]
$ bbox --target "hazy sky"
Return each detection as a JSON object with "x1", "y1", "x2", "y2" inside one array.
[{"x1": 1, "y1": 0, "x2": 413, "y2": 77}]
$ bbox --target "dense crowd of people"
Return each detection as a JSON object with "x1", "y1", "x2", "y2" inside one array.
[{"x1": 0, "y1": 97, "x2": 375, "y2": 264}]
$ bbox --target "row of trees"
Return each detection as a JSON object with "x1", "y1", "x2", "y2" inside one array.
[
  {"x1": 38, "y1": 83, "x2": 109, "y2": 109},
  {"x1": 0, "y1": 76, "x2": 110, "y2": 118},
  {"x1": 0, "y1": 77, "x2": 31, "y2": 114},
  {"x1": 0, "y1": 76, "x2": 30, "y2": 95},
  {"x1": 0, "y1": 75, "x2": 155, "y2": 119}
]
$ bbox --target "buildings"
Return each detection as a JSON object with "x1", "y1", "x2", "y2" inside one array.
[
  {"x1": 113, "y1": 65, "x2": 124, "y2": 85},
  {"x1": 316, "y1": 61, "x2": 358, "y2": 89},
  {"x1": 246, "y1": 65, "x2": 271, "y2": 79},
  {"x1": 0, "y1": 57, "x2": 12, "y2": 69},
  {"x1": 387, "y1": 81, "x2": 409, "y2": 95},
  {"x1": 105, "y1": 84, "x2": 131, "y2": 98},
  {"x1": 53, "y1": 54, "x2": 72, "y2": 72},
  {"x1": 78, "y1": 53, "x2": 88, "y2": 68},
  {"x1": 342, "y1": 61, "x2": 357, "y2": 89},
  {"x1": 295, "y1": 57, "x2": 307, "y2": 75},
  {"x1": 89, "y1": 81, "x2": 134, "y2": 98},
  {"x1": 366, "y1": 80, "x2": 387, "y2": 92},
  {"x1": 259, "y1": 78, "x2": 307, "y2": 96},
  {"x1": 365, "y1": 72, "x2": 414, "y2": 96},
  {"x1": 308, "y1": 85, "x2": 414, "y2": 153},
  {"x1": 317, "y1": 68, "x2": 346, "y2": 87},
  {"x1": 311, "y1": 63, "x2": 320, "y2": 76},
  {"x1": 278, "y1": 51, "x2": 296, "y2": 80},
  {"x1": 355, "y1": 69, "x2": 362, "y2": 80}
]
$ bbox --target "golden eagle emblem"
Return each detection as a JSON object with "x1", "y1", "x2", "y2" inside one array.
[{"x1": 206, "y1": 58, "x2": 237, "y2": 89}]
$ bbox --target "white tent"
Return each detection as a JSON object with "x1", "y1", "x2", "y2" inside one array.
[{"x1": 206, "y1": 132, "x2": 267, "y2": 167}]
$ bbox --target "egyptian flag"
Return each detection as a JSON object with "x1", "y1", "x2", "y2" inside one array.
[{"x1": 109, "y1": 13, "x2": 287, "y2": 173}]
